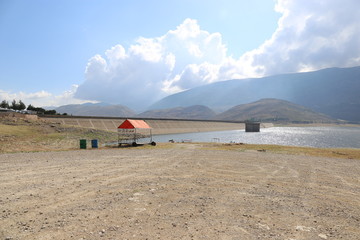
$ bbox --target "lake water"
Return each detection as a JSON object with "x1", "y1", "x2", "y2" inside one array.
[{"x1": 153, "y1": 126, "x2": 360, "y2": 148}]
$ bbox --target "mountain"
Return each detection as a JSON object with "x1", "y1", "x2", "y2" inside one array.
[
  {"x1": 55, "y1": 103, "x2": 135, "y2": 117},
  {"x1": 149, "y1": 66, "x2": 360, "y2": 121},
  {"x1": 138, "y1": 105, "x2": 216, "y2": 120},
  {"x1": 216, "y1": 98, "x2": 336, "y2": 123}
]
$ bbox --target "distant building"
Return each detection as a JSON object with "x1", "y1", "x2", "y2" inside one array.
[
  {"x1": 0, "y1": 108, "x2": 38, "y2": 120},
  {"x1": 0, "y1": 108, "x2": 13, "y2": 112},
  {"x1": 0, "y1": 108, "x2": 37, "y2": 114}
]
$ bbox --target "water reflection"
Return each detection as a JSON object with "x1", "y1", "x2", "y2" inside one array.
[{"x1": 153, "y1": 126, "x2": 360, "y2": 148}]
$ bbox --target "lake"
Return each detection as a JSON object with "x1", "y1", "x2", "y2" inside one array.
[{"x1": 153, "y1": 126, "x2": 360, "y2": 148}]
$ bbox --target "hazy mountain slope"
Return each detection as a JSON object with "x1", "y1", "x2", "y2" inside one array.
[
  {"x1": 216, "y1": 98, "x2": 336, "y2": 123},
  {"x1": 138, "y1": 105, "x2": 216, "y2": 120},
  {"x1": 55, "y1": 103, "x2": 135, "y2": 117},
  {"x1": 150, "y1": 66, "x2": 360, "y2": 121}
]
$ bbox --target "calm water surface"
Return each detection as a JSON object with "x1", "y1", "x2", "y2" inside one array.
[{"x1": 153, "y1": 126, "x2": 360, "y2": 148}]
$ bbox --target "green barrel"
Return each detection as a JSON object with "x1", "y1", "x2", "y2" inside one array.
[{"x1": 80, "y1": 139, "x2": 87, "y2": 149}]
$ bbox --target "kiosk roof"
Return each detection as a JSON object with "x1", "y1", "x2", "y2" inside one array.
[{"x1": 118, "y1": 119, "x2": 151, "y2": 129}]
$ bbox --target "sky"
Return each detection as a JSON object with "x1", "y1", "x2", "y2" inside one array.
[{"x1": 1, "y1": 0, "x2": 360, "y2": 111}]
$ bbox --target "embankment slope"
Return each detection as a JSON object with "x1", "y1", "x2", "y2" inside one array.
[{"x1": 40, "y1": 116, "x2": 246, "y2": 135}]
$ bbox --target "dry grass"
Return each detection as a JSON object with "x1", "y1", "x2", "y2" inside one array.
[
  {"x1": 122, "y1": 142, "x2": 360, "y2": 160},
  {"x1": 0, "y1": 123, "x2": 34, "y2": 136},
  {"x1": 201, "y1": 142, "x2": 360, "y2": 160},
  {"x1": 0, "y1": 118, "x2": 118, "y2": 153}
]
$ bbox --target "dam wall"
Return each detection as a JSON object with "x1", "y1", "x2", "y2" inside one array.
[{"x1": 40, "y1": 116, "x2": 245, "y2": 135}]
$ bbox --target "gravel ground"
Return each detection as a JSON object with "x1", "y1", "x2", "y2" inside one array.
[{"x1": 0, "y1": 143, "x2": 359, "y2": 240}]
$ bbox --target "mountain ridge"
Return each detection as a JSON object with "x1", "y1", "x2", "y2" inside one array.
[
  {"x1": 55, "y1": 103, "x2": 135, "y2": 117},
  {"x1": 137, "y1": 105, "x2": 216, "y2": 120},
  {"x1": 149, "y1": 66, "x2": 360, "y2": 121},
  {"x1": 53, "y1": 99, "x2": 338, "y2": 123},
  {"x1": 216, "y1": 98, "x2": 336, "y2": 123}
]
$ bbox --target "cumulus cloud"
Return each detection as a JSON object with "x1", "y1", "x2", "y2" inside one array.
[
  {"x1": 0, "y1": 85, "x2": 95, "y2": 108},
  {"x1": 76, "y1": 1, "x2": 360, "y2": 110},
  {"x1": 75, "y1": 19, "x2": 236, "y2": 110},
  {"x1": 243, "y1": 0, "x2": 360, "y2": 76}
]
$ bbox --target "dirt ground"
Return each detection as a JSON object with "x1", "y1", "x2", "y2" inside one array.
[{"x1": 0, "y1": 143, "x2": 359, "y2": 240}]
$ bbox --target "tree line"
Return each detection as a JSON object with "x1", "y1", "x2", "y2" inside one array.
[{"x1": 0, "y1": 99, "x2": 67, "y2": 115}]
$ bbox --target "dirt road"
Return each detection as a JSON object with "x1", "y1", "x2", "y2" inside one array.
[{"x1": 0, "y1": 144, "x2": 359, "y2": 239}]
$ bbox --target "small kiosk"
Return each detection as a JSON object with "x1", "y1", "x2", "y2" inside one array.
[
  {"x1": 117, "y1": 119, "x2": 156, "y2": 146},
  {"x1": 245, "y1": 122, "x2": 260, "y2": 132}
]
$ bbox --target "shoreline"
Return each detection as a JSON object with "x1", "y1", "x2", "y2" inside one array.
[
  {"x1": 1, "y1": 115, "x2": 360, "y2": 154},
  {"x1": 152, "y1": 124, "x2": 360, "y2": 150},
  {"x1": 274, "y1": 122, "x2": 360, "y2": 128}
]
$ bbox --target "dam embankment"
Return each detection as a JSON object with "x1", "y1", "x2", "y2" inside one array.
[{"x1": 40, "y1": 116, "x2": 249, "y2": 135}]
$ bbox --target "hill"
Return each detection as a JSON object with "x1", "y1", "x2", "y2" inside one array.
[
  {"x1": 138, "y1": 105, "x2": 216, "y2": 120},
  {"x1": 55, "y1": 103, "x2": 135, "y2": 117},
  {"x1": 149, "y1": 66, "x2": 360, "y2": 121},
  {"x1": 216, "y1": 98, "x2": 336, "y2": 123}
]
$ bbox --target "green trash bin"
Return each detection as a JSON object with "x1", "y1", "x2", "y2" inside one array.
[{"x1": 80, "y1": 139, "x2": 87, "y2": 149}]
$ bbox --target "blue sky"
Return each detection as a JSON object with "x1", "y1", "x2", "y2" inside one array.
[{"x1": 1, "y1": 0, "x2": 360, "y2": 110}]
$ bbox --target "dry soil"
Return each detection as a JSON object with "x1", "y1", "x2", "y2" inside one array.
[{"x1": 0, "y1": 143, "x2": 359, "y2": 240}]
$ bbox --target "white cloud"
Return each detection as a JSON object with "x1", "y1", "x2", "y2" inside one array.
[
  {"x1": 75, "y1": 1, "x2": 360, "y2": 110},
  {"x1": 129, "y1": 37, "x2": 163, "y2": 62},
  {"x1": 243, "y1": 0, "x2": 360, "y2": 76},
  {"x1": 0, "y1": 90, "x2": 52, "y2": 106},
  {"x1": 75, "y1": 18, "x2": 232, "y2": 110},
  {"x1": 0, "y1": 85, "x2": 96, "y2": 108}
]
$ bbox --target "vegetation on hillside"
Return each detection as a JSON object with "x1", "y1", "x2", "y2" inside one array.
[
  {"x1": 0, "y1": 99, "x2": 65, "y2": 115},
  {"x1": 1, "y1": 99, "x2": 26, "y2": 111}
]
